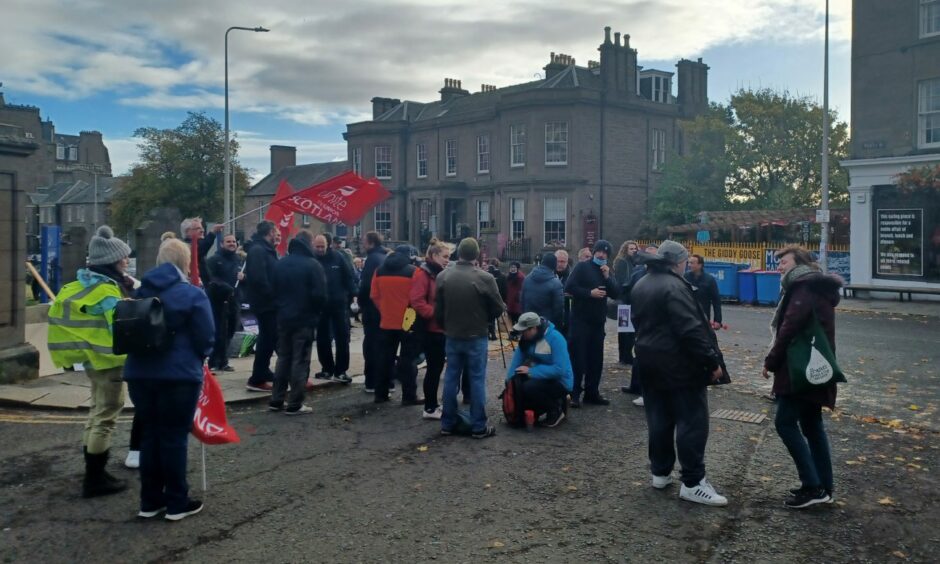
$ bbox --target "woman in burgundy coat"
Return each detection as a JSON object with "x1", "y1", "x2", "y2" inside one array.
[
  {"x1": 505, "y1": 261, "x2": 525, "y2": 324},
  {"x1": 763, "y1": 245, "x2": 843, "y2": 510}
]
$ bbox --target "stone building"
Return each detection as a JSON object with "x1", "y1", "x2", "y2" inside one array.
[
  {"x1": 341, "y1": 27, "x2": 708, "y2": 259},
  {"x1": 843, "y1": 0, "x2": 940, "y2": 292}
]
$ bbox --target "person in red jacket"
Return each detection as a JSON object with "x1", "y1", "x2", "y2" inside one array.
[
  {"x1": 505, "y1": 261, "x2": 525, "y2": 324},
  {"x1": 370, "y1": 245, "x2": 422, "y2": 405},
  {"x1": 409, "y1": 243, "x2": 449, "y2": 419}
]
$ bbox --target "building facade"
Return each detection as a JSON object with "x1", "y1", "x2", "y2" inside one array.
[
  {"x1": 343, "y1": 27, "x2": 708, "y2": 259},
  {"x1": 843, "y1": 0, "x2": 940, "y2": 291}
]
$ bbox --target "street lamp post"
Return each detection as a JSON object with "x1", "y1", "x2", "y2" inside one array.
[{"x1": 224, "y1": 25, "x2": 269, "y2": 234}]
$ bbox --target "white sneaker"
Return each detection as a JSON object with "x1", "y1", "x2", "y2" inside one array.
[
  {"x1": 679, "y1": 478, "x2": 728, "y2": 507},
  {"x1": 125, "y1": 450, "x2": 140, "y2": 469},
  {"x1": 633, "y1": 397, "x2": 645, "y2": 407},
  {"x1": 285, "y1": 405, "x2": 313, "y2": 416},
  {"x1": 651, "y1": 473, "x2": 674, "y2": 489},
  {"x1": 422, "y1": 406, "x2": 443, "y2": 420}
]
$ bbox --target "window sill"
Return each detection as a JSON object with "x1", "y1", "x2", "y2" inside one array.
[
  {"x1": 545, "y1": 162, "x2": 568, "y2": 167},
  {"x1": 510, "y1": 164, "x2": 526, "y2": 169}
]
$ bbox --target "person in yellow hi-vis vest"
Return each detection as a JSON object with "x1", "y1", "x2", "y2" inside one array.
[{"x1": 48, "y1": 225, "x2": 133, "y2": 498}]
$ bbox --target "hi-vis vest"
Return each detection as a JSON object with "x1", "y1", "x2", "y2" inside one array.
[{"x1": 48, "y1": 279, "x2": 126, "y2": 370}]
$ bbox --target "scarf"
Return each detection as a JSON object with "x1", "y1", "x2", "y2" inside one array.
[{"x1": 768, "y1": 264, "x2": 819, "y2": 348}]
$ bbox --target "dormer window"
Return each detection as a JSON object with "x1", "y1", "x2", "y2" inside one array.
[{"x1": 639, "y1": 71, "x2": 673, "y2": 104}]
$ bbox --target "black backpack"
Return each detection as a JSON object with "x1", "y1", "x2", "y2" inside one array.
[{"x1": 112, "y1": 297, "x2": 173, "y2": 355}]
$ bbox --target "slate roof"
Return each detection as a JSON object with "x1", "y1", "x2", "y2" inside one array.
[
  {"x1": 53, "y1": 133, "x2": 80, "y2": 145},
  {"x1": 373, "y1": 65, "x2": 604, "y2": 124},
  {"x1": 247, "y1": 160, "x2": 350, "y2": 198},
  {"x1": 28, "y1": 177, "x2": 123, "y2": 206}
]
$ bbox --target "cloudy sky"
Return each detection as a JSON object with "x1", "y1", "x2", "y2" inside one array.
[{"x1": 2, "y1": 0, "x2": 852, "y2": 181}]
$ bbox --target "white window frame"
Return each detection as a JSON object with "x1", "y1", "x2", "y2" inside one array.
[
  {"x1": 416, "y1": 143, "x2": 428, "y2": 179},
  {"x1": 544, "y1": 122, "x2": 568, "y2": 166},
  {"x1": 477, "y1": 134, "x2": 490, "y2": 174},
  {"x1": 375, "y1": 146, "x2": 392, "y2": 180},
  {"x1": 653, "y1": 76, "x2": 670, "y2": 104},
  {"x1": 374, "y1": 201, "x2": 391, "y2": 237},
  {"x1": 510, "y1": 198, "x2": 525, "y2": 240},
  {"x1": 652, "y1": 128, "x2": 667, "y2": 170},
  {"x1": 56, "y1": 145, "x2": 66, "y2": 160},
  {"x1": 919, "y1": 78, "x2": 940, "y2": 148},
  {"x1": 476, "y1": 200, "x2": 491, "y2": 237},
  {"x1": 65, "y1": 206, "x2": 73, "y2": 222},
  {"x1": 351, "y1": 147, "x2": 362, "y2": 175},
  {"x1": 510, "y1": 124, "x2": 526, "y2": 167},
  {"x1": 922, "y1": 0, "x2": 940, "y2": 38},
  {"x1": 68, "y1": 146, "x2": 79, "y2": 161},
  {"x1": 77, "y1": 206, "x2": 85, "y2": 222},
  {"x1": 445, "y1": 139, "x2": 457, "y2": 176},
  {"x1": 543, "y1": 197, "x2": 566, "y2": 246}
]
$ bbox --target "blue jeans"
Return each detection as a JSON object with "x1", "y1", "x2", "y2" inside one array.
[
  {"x1": 775, "y1": 395, "x2": 833, "y2": 492},
  {"x1": 441, "y1": 337, "x2": 488, "y2": 433},
  {"x1": 127, "y1": 379, "x2": 201, "y2": 514}
]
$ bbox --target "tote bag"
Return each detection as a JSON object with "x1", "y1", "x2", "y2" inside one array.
[{"x1": 786, "y1": 311, "x2": 846, "y2": 393}]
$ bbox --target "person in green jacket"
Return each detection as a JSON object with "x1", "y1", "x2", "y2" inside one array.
[{"x1": 48, "y1": 225, "x2": 132, "y2": 498}]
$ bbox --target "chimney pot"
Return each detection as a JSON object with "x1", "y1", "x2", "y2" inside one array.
[
  {"x1": 604, "y1": 26, "x2": 611, "y2": 44},
  {"x1": 614, "y1": 32, "x2": 621, "y2": 46}
]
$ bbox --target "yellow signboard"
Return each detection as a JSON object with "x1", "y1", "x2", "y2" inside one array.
[{"x1": 690, "y1": 244, "x2": 765, "y2": 270}]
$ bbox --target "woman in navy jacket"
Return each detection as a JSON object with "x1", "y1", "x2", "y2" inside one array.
[{"x1": 124, "y1": 238, "x2": 215, "y2": 521}]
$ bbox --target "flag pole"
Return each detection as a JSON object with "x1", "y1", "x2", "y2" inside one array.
[{"x1": 202, "y1": 443, "x2": 208, "y2": 491}]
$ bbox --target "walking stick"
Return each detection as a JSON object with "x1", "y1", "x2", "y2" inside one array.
[
  {"x1": 495, "y1": 313, "x2": 508, "y2": 369},
  {"x1": 500, "y1": 313, "x2": 516, "y2": 351}
]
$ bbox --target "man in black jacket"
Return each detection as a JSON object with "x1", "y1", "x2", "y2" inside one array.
[
  {"x1": 268, "y1": 231, "x2": 327, "y2": 414},
  {"x1": 684, "y1": 254, "x2": 723, "y2": 329},
  {"x1": 244, "y1": 220, "x2": 279, "y2": 392},
  {"x1": 631, "y1": 241, "x2": 728, "y2": 507},
  {"x1": 564, "y1": 240, "x2": 619, "y2": 406},
  {"x1": 313, "y1": 233, "x2": 357, "y2": 384},
  {"x1": 358, "y1": 231, "x2": 388, "y2": 393},
  {"x1": 521, "y1": 252, "x2": 564, "y2": 327},
  {"x1": 206, "y1": 233, "x2": 243, "y2": 371}
]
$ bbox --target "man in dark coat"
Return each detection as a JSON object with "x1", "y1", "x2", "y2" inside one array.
[
  {"x1": 631, "y1": 240, "x2": 727, "y2": 507},
  {"x1": 244, "y1": 220, "x2": 279, "y2": 391},
  {"x1": 684, "y1": 254, "x2": 723, "y2": 329},
  {"x1": 268, "y1": 231, "x2": 327, "y2": 414},
  {"x1": 181, "y1": 217, "x2": 222, "y2": 288},
  {"x1": 313, "y1": 233, "x2": 357, "y2": 384},
  {"x1": 358, "y1": 231, "x2": 388, "y2": 393},
  {"x1": 564, "y1": 239, "x2": 619, "y2": 406},
  {"x1": 206, "y1": 233, "x2": 243, "y2": 371},
  {"x1": 521, "y1": 252, "x2": 564, "y2": 327}
]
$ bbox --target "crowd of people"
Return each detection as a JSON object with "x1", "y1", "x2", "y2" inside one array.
[{"x1": 46, "y1": 217, "x2": 843, "y2": 521}]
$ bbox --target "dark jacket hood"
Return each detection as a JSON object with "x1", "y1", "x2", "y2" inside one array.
[
  {"x1": 383, "y1": 250, "x2": 411, "y2": 272},
  {"x1": 528, "y1": 264, "x2": 557, "y2": 283},
  {"x1": 789, "y1": 271, "x2": 844, "y2": 307},
  {"x1": 141, "y1": 262, "x2": 186, "y2": 292},
  {"x1": 288, "y1": 237, "x2": 315, "y2": 258}
]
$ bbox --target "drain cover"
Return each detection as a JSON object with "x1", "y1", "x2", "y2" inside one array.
[{"x1": 711, "y1": 409, "x2": 767, "y2": 424}]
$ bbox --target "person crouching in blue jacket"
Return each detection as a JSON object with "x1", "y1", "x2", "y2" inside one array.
[
  {"x1": 123, "y1": 238, "x2": 215, "y2": 522},
  {"x1": 506, "y1": 312, "x2": 573, "y2": 428}
]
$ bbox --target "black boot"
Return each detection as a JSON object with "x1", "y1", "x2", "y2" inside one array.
[{"x1": 83, "y1": 448, "x2": 127, "y2": 498}]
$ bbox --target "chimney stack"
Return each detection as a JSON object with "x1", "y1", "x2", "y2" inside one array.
[
  {"x1": 543, "y1": 52, "x2": 576, "y2": 80},
  {"x1": 440, "y1": 78, "x2": 469, "y2": 102},
  {"x1": 676, "y1": 58, "x2": 709, "y2": 117},
  {"x1": 480, "y1": 84, "x2": 497, "y2": 93},
  {"x1": 270, "y1": 145, "x2": 296, "y2": 174},
  {"x1": 598, "y1": 26, "x2": 637, "y2": 97},
  {"x1": 371, "y1": 97, "x2": 401, "y2": 119}
]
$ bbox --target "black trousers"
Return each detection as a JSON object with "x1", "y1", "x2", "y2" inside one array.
[
  {"x1": 249, "y1": 309, "x2": 277, "y2": 385},
  {"x1": 362, "y1": 307, "x2": 381, "y2": 390},
  {"x1": 209, "y1": 297, "x2": 238, "y2": 369},
  {"x1": 316, "y1": 302, "x2": 351, "y2": 375},
  {"x1": 520, "y1": 378, "x2": 568, "y2": 416},
  {"x1": 618, "y1": 331, "x2": 635, "y2": 364},
  {"x1": 420, "y1": 332, "x2": 446, "y2": 411},
  {"x1": 570, "y1": 321, "x2": 606, "y2": 399},
  {"x1": 644, "y1": 383, "x2": 709, "y2": 487},
  {"x1": 377, "y1": 329, "x2": 418, "y2": 401},
  {"x1": 271, "y1": 325, "x2": 315, "y2": 409}
]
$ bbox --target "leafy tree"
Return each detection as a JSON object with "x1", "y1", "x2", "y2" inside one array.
[
  {"x1": 112, "y1": 112, "x2": 249, "y2": 232},
  {"x1": 651, "y1": 89, "x2": 850, "y2": 228}
]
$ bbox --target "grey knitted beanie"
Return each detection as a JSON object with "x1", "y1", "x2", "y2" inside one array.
[{"x1": 87, "y1": 225, "x2": 131, "y2": 266}]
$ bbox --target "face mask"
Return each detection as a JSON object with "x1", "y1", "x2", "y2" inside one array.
[{"x1": 593, "y1": 258, "x2": 607, "y2": 267}]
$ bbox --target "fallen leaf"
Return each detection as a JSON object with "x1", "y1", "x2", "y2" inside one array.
[
  {"x1": 566, "y1": 485, "x2": 578, "y2": 492},
  {"x1": 417, "y1": 445, "x2": 429, "y2": 452},
  {"x1": 342, "y1": 416, "x2": 351, "y2": 423},
  {"x1": 892, "y1": 550, "x2": 907, "y2": 558},
  {"x1": 490, "y1": 540, "x2": 505, "y2": 548},
  {"x1": 866, "y1": 434, "x2": 884, "y2": 440},
  {"x1": 845, "y1": 460, "x2": 861, "y2": 465},
  {"x1": 878, "y1": 497, "x2": 895, "y2": 506},
  {"x1": 484, "y1": 483, "x2": 491, "y2": 489},
  {"x1": 908, "y1": 404, "x2": 920, "y2": 411}
]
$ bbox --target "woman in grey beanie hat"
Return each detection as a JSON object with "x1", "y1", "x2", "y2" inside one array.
[{"x1": 88, "y1": 225, "x2": 132, "y2": 266}]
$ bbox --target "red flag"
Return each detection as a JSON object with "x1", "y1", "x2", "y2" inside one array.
[
  {"x1": 192, "y1": 366, "x2": 240, "y2": 445},
  {"x1": 264, "y1": 180, "x2": 298, "y2": 255},
  {"x1": 271, "y1": 171, "x2": 391, "y2": 225},
  {"x1": 189, "y1": 237, "x2": 202, "y2": 287}
]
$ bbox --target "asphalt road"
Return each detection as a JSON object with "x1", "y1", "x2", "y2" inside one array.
[{"x1": 1, "y1": 306, "x2": 938, "y2": 563}]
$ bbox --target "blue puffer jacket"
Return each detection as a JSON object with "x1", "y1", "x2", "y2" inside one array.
[
  {"x1": 520, "y1": 265, "x2": 564, "y2": 326},
  {"x1": 123, "y1": 262, "x2": 215, "y2": 383},
  {"x1": 505, "y1": 320, "x2": 573, "y2": 392}
]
